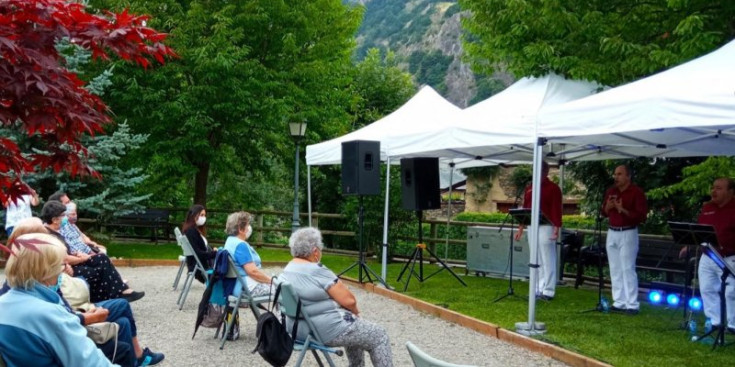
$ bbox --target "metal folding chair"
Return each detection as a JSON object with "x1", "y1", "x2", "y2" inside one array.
[
  {"x1": 175, "y1": 227, "x2": 210, "y2": 310},
  {"x1": 277, "y1": 281, "x2": 343, "y2": 367},
  {"x1": 217, "y1": 255, "x2": 271, "y2": 350},
  {"x1": 172, "y1": 227, "x2": 187, "y2": 291},
  {"x1": 406, "y1": 341, "x2": 476, "y2": 367}
]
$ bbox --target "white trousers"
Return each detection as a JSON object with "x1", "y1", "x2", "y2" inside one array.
[
  {"x1": 606, "y1": 229, "x2": 639, "y2": 309},
  {"x1": 698, "y1": 254, "x2": 735, "y2": 328},
  {"x1": 528, "y1": 225, "x2": 556, "y2": 297}
]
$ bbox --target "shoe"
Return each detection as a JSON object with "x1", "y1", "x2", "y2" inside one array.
[
  {"x1": 727, "y1": 327, "x2": 735, "y2": 334},
  {"x1": 537, "y1": 295, "x2": 554, "y2": 301},
  {"x1": 121, "y1": 290, "x2": 145, "y2": 303},
  {"x1": 610, "y1": 306, "x2": 626, "y2": 313},
  {"x1": 626, "y1": 308, "x2": 640, "y2": 315},
  {"x1": 137, "y1": 347, "x2": 164, "y2": 366}
]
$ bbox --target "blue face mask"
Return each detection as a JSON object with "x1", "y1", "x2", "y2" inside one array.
[
  {"x1": 48, "y1": 274, "x2": 63, "y2": 292},
  {"x1": 60, "y1": 216, "x2": 69, "y2": 227}
]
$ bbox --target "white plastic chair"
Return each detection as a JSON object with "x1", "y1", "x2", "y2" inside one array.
[
  {"x1": 406, "y1": 341, "x2": 477, "y2": 367},
  {"x1": 171, "y1": 227, "x2": 187, "y2": 290},
  {"x1": 175, "y1": 227, "x2": 210, "y2": 310},
  {"x1": 277, "y1": 280, "x2": 343, "y2": 367},
  {"x1": 217, "y1": 254, "x2": 271, "y2": 350}
]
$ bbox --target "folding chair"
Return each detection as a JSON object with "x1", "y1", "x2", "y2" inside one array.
[
  {"x1": 406, "y1": 341, "x2": 476, "y2": 367},
  {"x1": 172, "y1": 227, "x2": 187, "y2": 290},
  {"x1": 277, "y1": 280, "x2": 343, "y2": 367},
  {"x1": 217, "y1": 255, "x2": 271, "y2": 350},
  {"x1": 175, "y1": 227, "x2": 210, "y2": 310}
]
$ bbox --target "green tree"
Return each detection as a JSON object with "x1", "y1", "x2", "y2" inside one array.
[
  {"x1": 459, "y1": 0, "x2": 735, "y2": 85},
  {"x1": 97, "y1": 0, "x2": 362, "y2": 208}
]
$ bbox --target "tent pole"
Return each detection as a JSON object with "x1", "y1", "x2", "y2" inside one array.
[
  {"x1": 445, "y1": 163, "x2": 455, "y2": 260},
  {"x1": 381, "y1": 157, "x2": 391, "y2": 283},
  {"x1": 516, "y1": 137, "x2": 547, "y2": 335},
  {"x1": 307, "y1": 165, "x2": 312, "y2": 227}
]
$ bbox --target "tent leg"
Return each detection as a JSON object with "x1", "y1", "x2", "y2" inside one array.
[{"x1": 381, "y1": 157, "x2": 391, "y2": 284}]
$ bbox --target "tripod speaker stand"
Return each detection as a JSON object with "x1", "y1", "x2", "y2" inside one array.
[
  {"x1": 337, "y1": 196, "x2": 388, "y2": 287},
  {"x1": 396, "y1": 210, "x2": 467, "y2": 291}
]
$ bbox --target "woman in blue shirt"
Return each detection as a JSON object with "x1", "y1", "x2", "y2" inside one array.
[{"x1": 223, "y1": 211, "x2": 272, "y2": 297}]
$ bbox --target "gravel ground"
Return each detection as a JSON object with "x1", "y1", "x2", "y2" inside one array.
[{"x1": 1, "y1": 266, "x2": 569, "y2": 367}]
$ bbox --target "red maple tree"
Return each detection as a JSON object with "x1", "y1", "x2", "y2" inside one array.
[{"x1": 0, "y1": 0, "x2": 176, "y2": 203}]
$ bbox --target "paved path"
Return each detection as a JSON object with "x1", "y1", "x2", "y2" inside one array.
[{"x1": 2, "y1": 266, "x2": 569, "y2": 366}]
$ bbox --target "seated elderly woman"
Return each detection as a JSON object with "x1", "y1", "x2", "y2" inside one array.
[
  {"x1": 223, "y1": 211, "x2": 272, "y2": 297},
  {"x1": 0, "y1": 233, "x2": 116, "y2": 366},
  {"x1": 41, "y1": 200, "x2": 144, "y2": 303},
  {"x1": 280, "y1": 227, "x2": 394, "y2": 367}
]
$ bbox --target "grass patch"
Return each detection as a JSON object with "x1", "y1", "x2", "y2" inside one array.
[{"x1": 108, "y1": 242, "x2": 733, "y2": 366}]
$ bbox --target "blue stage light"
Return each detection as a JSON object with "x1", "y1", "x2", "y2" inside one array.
[
  {"x1": 688, "y1": 297, "x2": 702, "y2": 311},
  {"x1": 648, "y1": 290, "x2": 663, "y2": 304},
  {"x1": 666, "y1": 294, "x2": 680, "y2": 306}
]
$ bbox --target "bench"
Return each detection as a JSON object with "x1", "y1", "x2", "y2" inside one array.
[
  {"x1": 562, "y1": 231, "x2": 695, "y2": 290},
  {"x1": 108, "y1": 209, "x2": 172, "y2": 243}
]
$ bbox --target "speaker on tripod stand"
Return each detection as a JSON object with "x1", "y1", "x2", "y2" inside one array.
[
  {"x1": 396, "y1": 157, "x2": 466, "y2": 291},
  {"x1": 337, "y1": 140, "x2": 387, "y2": 286}
]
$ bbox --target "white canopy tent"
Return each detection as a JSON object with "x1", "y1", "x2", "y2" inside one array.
[
  {"x1": 515, "y1": 39, "x2": 735, "y2": 334},
  {"x1": 306, "y1": 85, "x2": 462, "y2": 166},
  {"x1": 305, "y1": 86, "x2": 462, "y2": 281},
  {"x1": 384, "y1": 73, "x2": 603, "y2": 167}
]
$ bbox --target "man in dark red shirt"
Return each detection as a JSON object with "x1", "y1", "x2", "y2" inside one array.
[
  {"x1": 515, "y1": 161, "x2": 562, "y2": 300},
  {"x1": 697, "y1": 177, "x2": 735, "y2": 331},
  {"x1": 602, "y1": 165, "x2": 647, "y2": 314}
]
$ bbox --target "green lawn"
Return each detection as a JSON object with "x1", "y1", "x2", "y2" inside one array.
[{"x1": 108, "y1": 242, "x2": 734, "y2": 367}]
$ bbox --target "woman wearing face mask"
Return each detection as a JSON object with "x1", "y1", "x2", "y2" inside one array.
[
  {"x1": 41, "y1": 201, "x2": 144, "y2": 303},
  {"x1": 223, "y1": 211, "x2": 271, "y2": 297},
  {"x1": 0, "y1": 233, "x2": 116, "y2": 366},
  {"x1": 183, "y1": 204, "x2": 217, "y2": 283}
]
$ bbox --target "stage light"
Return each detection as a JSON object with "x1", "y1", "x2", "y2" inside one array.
[
  {"x1": 688, "y1": 297, "x2": 702, "y2": 311},
  {"x1": 666, "y1": 293, "x2": 680, "y2": 306},
  {"x1": 648, "y1": 290, "x2": 663, "y2": 304}
]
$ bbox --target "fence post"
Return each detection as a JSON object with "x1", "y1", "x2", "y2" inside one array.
[
  {"x1": 313, "y1": 213, "x2": 319, "y2": 229},
  {"x1": 429, "y1": 222, "x2": 437, "y2": 255},
  {"x1": 257, "y1": 213, "x2": 264, "y2": 244}
]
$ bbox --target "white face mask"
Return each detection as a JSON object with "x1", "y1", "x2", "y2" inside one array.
[
  {"x1": 196, "y1": 216, "x2": 206, "y2": 226},
  {"x1": 245, "y1": 225, "x2": 252, "y2": 240}
]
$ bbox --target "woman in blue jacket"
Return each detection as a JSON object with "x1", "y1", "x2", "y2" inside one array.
[{"x1": 0, "y1": 233, "x2": 114, "y2": 366}]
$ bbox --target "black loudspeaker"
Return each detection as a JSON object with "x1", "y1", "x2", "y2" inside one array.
[
  {"x1": 401, "y1": 157, "x2": 440, "y2": 211},
  {"x1": 341, "y1": 140, "x2": 380, "y2": 196}
]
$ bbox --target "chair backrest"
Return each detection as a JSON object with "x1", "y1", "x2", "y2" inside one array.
[
  {"x1": 277, "y1": 280, "x2": 327, "y2": 343},
  {"x1": 405, "y1": 341, "x2": 477, "y2": 367},
  {"x1": 176, "y1": 229, "x2": 200, "y2": 264},
  {"x1": 225, "y1": 255, "x2": 258, "y2": 300},
  {"x1": 174, "y1": 227, "x2": 183, "y2": 248}
]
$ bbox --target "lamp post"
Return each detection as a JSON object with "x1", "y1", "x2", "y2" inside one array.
[{"x1": 289, "y1": 120, "x2": 307, "y2": 233}]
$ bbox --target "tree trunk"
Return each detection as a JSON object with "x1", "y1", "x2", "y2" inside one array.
[{"x1": 193, "y1": 162, "x2": 210, "y2": 206}]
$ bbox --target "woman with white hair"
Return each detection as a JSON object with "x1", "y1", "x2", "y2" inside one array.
[
  {"x1": 0, "y1": 233, "x2": 115, "y2": 366},
  {"x1": 280, "y1": 227, "x2": 393, "y2": 367},
  {"x1": 223, "y1": 211, "x2": 272, "y2": 297}
]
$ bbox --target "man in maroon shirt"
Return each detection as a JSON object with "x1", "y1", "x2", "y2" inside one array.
[
  {"x1": 515, "y1": 161, "x2": 562, "y2": 300},
  {"x1": 697, "y1": 177, "x2": 735, "y2": 331},
  {"x1": 602, "y1": 165, "x2": 647, "y2": 314}
]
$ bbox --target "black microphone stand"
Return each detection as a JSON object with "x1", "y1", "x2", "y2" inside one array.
[
  {"x1": 581, "y1": 187, "x2": 608, "y2": 313},
  {"x1": 493, "y1": 183, "x2": 527, "y2": 303}
]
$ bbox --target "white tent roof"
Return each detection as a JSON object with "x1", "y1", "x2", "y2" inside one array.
[
  {"x1": 539, "y1": 39, "x2": 735, "y2": 159},
  {"x1": 305, "y1": 86, "x2": 461, "y2": 166},
  {"x1": 384, "y1": 74, "x2": 602, "y2": 166}
]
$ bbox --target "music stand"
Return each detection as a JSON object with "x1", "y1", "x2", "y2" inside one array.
[
  {"x1": 668, "y1": 221, "x2": 715, "y2": 324},
  {"x1": 396, "y1": 210, "x2": 467, "y2": 292},
  {"x1": 696, "y1": 239, "x2": 734, "y2": 349},
  {"x1": 506, "y1": 209, "x2": 552, "y2": 301}
]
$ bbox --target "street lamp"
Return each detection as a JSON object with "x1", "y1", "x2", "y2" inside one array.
[{"x1": 289, "y1": 120, "x2": 307, "y2": 233}]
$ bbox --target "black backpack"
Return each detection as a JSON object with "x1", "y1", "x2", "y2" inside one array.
[{"x1": 252, "y1": 284, "x2": 300, "y2": 367}]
